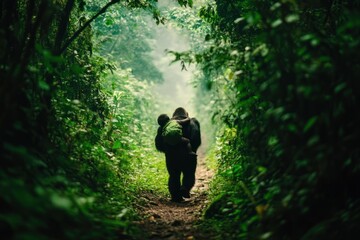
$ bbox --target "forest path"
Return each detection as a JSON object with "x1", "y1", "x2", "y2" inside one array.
[{"x1": 134, "y1": 152, "x2": 214, "y2": 240}]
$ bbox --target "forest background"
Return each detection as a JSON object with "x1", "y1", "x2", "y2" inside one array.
[{"x1": 0, "y1": 0, "x2": 359, "y2": 239}]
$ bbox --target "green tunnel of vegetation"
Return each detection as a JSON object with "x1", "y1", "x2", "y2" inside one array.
[{"x1": 1, "y1": 0, "x2": 359, "y2": 239}]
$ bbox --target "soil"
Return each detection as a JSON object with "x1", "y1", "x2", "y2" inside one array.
[{"x1": 134, "y1": 153, "x2": 215, "y2": 240}]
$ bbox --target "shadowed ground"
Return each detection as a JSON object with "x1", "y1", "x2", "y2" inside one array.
[{"x1": 134, "y1": 151, "x2": 214, "y2": 240}]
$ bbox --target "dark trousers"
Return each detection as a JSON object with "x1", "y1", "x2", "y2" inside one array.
[{"x1": 165, "y1": 150, "x2": 197, "y2": 200}]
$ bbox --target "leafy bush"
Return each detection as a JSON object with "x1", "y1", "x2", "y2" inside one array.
[
  {"x1": 184, "y1": 0, "x2": 360, "y2": 239},
  {"x1": 0, "y1": 1, "x2": 169, "y2": 239}
]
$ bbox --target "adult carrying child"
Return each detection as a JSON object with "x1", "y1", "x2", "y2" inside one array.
[{"x1": 157, "y1": 113, "x2": 196, "y2": 156}]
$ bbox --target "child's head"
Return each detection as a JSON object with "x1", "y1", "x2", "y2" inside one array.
[{"x1": 157, "y1": 114, "x2": 170, "y2": 126}]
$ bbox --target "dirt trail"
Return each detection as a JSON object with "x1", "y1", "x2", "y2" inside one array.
[{"x1": 134, "y1": 154, "x2": 214, "y2": 240}]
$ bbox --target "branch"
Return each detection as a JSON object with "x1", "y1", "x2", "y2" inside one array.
[{"x1": 58, "y1": 0, "x2": 120, "y2": 55}]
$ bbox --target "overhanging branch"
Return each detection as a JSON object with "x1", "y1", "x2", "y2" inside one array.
[{"x1": 58, "y1": 0, "x2": 120, "y2": 55}]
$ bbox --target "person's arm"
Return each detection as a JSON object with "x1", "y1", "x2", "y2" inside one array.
[
  {"x1": 176, "y1": 117, "x2": 190, "y2": 126},
  {"x1": 190, "y1": 118, "x2": 201, "y2": 152}
]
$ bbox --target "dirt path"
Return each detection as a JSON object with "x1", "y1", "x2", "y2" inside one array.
[{"x1": 134, "y1": 154, "x2": 214, "y2": 240}]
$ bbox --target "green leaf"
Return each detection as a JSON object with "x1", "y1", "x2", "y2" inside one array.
[
  {"x1": 300, "y1": 34, "x2": 315, "y2": 41},
  {"x1": 268, "y1": 136, "x2": 278, "y2": 146},
  {"x1": 38, "y1": 80, "x2": 50, "y2": 90},
  {"x1": 105, "y1": 18, "x2": 114, "y2": 26},
  {"x1": 188, "y1": 0, "x2": 193, "y2": 7},
  {"x1": 287, "y1": 124, "x2": 297, "y2": 132},
  {"x1": 270, "y1": 2, "x2": 281, "y2": 11},
  {"x1": 334, "y1": 82, "x2": 346, "y2": 93},
  {"x1": 304, "y1": 116, "x2": 318, "y2": 132},
  {"x1": 307, "y1": 135, "x2": 320, "y2": 146},
  {"x1": 234, "y1": 17, "x2": 245, "y2": 24},
  {"x1": 257, "y1": 166, "x2": 267, "y2": 174},
  {"x1": 271, "y1": 19, "x2": 282, "y2": 28},
  {"x1": 51, "y1": 194, "x2": 72, "y2": 209},
  {"x1": 240, "y1": 112, "x2": 249, "y2": 120},
  {"x1": 260, "y1": 232, "x2": 272, "y2": 239},
  {"x1": 112, "y1": 140, "x2": 121, "y2": 150},
  {"x1": 285, "y1": 14, "x2": 299, "y2": 23}
]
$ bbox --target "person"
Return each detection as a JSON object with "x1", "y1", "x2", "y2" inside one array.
[
  {"x1": 155, "y1": 107, "x2": 201, "y2": 202},
  {"x1": 157, "y1": 113, "x2": 196, "y2": 156}
]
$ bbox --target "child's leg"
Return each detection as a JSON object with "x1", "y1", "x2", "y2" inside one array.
[{"x1": 181, "y1": 137, "x2": 196, "y2": 155}]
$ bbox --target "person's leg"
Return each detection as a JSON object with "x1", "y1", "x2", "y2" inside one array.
[
  {"x1": 165, "y1": 153, "x2": 183, "y2": 202},
  {"x1": 181, "y1": 154, "x2": 197, "y2": 198}
]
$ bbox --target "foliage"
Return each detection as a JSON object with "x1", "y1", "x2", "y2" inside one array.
[
  {"x1": 102, "y1": 67, "x2": 168, "y2": 196},
  {"x1": 0, "y1": 0, "x2": 172, "y2": 239},
  {"x1": 90, "y1": 3, "x2": 164, "y2": 83},
  {"x1": 174, "y1": 0, "x2": 360, "y2": 239},
  {"x1": 3, "y1": 0, "x2": 358, "y2": 239}
]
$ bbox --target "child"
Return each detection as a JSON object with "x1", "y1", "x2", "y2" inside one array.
[{"x1": 157, "y1": 113, "x2": 196, "y2": 156}]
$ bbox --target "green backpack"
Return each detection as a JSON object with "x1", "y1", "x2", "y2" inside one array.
[{"x1": 162, "y1": 120, "x2": 183, "y2": 145}]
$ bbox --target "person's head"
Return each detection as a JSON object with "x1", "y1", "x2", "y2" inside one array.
[
  {"x1": 172, "y1": 107, "x2": 188, "y2": 119},
  {"x1": 157, "y1": 114, "x2": 170, "y2": 126}
]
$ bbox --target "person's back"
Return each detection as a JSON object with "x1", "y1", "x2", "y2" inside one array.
[
  {"x1": 157, "y1": 113, "x2": 195, "y2": 155},
  {"x1": 171, "y1": 109, "x2": 201, "y2": 153}
]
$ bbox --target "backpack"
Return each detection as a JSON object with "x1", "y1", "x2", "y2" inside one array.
[{"x1": 162, "y1": 120, "x2": 183, "y2": 145}]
